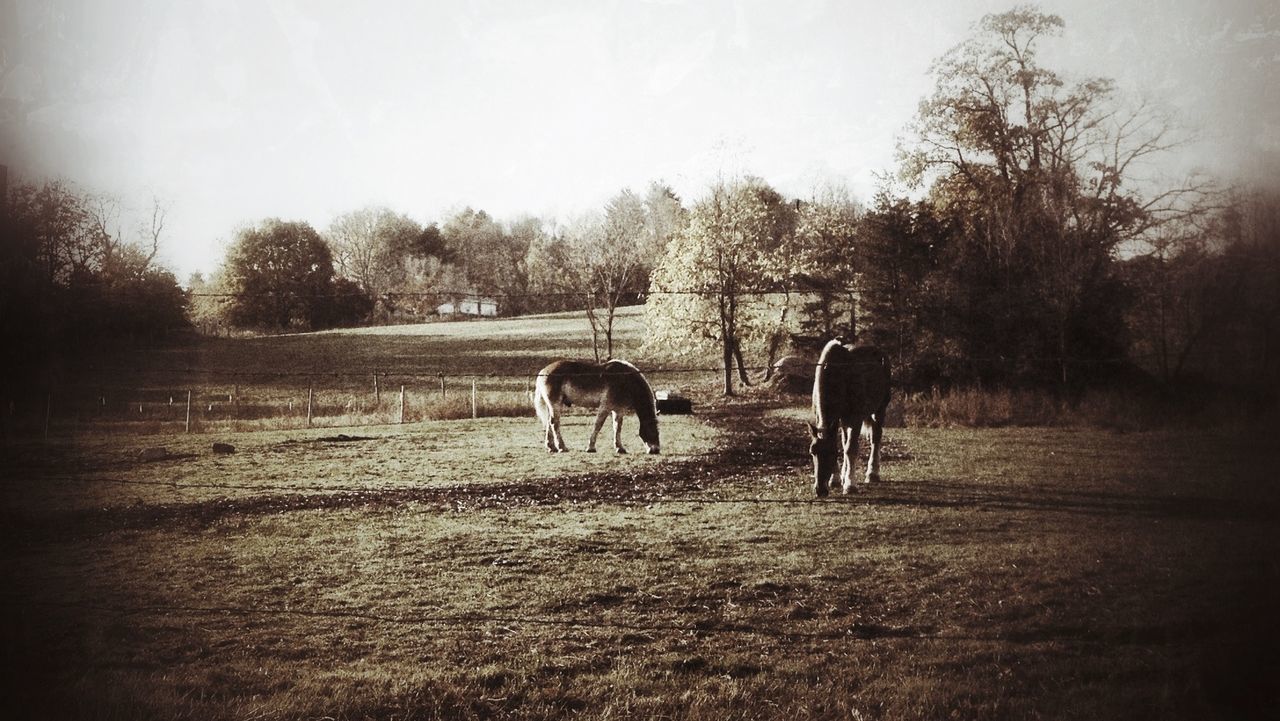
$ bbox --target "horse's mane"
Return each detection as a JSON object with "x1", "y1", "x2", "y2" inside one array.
[
  {"x1": 605, "y1": 359, "x2": 657, "y2": 421},
  {"x1": 813, "y1": 340, "x2": 851, "y2": 431}
]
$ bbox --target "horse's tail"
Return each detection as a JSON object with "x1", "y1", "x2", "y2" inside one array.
[
  {"x1": 533, "y1": 370, "x2": 560, "y2": 426},
  {"x1": 532, "y1": 375, "x2": 549, "y2": 425}
]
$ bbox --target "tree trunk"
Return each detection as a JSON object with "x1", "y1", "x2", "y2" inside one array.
[
  {"x1": 733, "y1": 338, "x2": 752, "y2": 386},
  {"x1": 722, "y1": 341, "x2": 735, "y2": 396}
]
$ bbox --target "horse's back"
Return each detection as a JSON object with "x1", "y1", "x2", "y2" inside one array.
[{"x1": 814, "y1": 341, "x2": 890, "y2": 424}]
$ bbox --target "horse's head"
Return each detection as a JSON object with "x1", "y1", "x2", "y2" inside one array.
[
  {"x1": 639, "y1": 416, "x2": 660, "y2": 454},
  {"x1": 807, "y1": 422, "x2": 838, "y2": 497}
]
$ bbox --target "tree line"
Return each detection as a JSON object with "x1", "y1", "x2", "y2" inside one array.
[{"x1": 2, "y1": 6, "x2": 1275, "y2": 402}]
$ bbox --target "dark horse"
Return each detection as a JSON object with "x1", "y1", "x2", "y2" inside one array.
[
  {"x1": 533, "y1": 359, "x2": 660, "y2": 454},
  {"x1": 807, "y1": 340, "x2": 891, "y2": 496}
]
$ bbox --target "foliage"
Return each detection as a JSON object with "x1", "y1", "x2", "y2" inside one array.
[
  {"x1": 0, "y1": 180, "x2": 188, "y2": 390},
  {"x1": 898, "y1": 5, "x2": 1181, "y2": 387},
  {"x1": 791, "y1": 188, "x2": 862, "y2": 342},
  {"x1": 646, "y1": 177, "x2": 796, "y2": 394},
  {"x1": 440, "y1": 208, "x2": 536, "y2": 316},
  {"x1": 324, "y1": 207, "x2": 430, "y2": 320},
  {"x1": 855, "y1": 195, "x2": 957, "y2": 389},
  {"x1": 1123, "y1": 187, "x2": 1280, "y2": 392},
  {"x1": 221, "y1": 219, "x2": 341, "y2": 331}
]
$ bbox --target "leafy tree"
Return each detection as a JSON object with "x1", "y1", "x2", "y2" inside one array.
[
  {"x1": 646, "y1": 177, "x2": 795, "y2": 395},
  {"x1": 900, "y1": 5, "x2": 1194, "y2": 386},
  {"x1": 1122, "y1": 187, "x2": 1280, "y2": 397},
  {"x1": 1, "y1": 181, "x2": 188, "y2": 388},
  {"x1": 440, "y1": 208, "x2": 533, "y2": 315},
  {"x1": 222, "y1": 219, "x2": 338, "y2": 331},
  {"x1": 523, "y1": 227, "x2": 577, "y2": 315},
  {"x1": 640, "y1": 182, "x2": 689, "y2": 271},
  {"x1": 856, "y1": 195, "x2": 953, "y2": 388},
  {"x1": 792, "y1": 189, "x2": 862, "y2": 344},
  {"x1": 325, "y1": 207, "x2": 422, "y2": 317}
]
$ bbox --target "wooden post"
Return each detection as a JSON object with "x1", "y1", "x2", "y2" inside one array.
[
  {"x1": 399, "y1": 385, "x2": 406, "y2": 424},
  {"x1": 471, "y1": 379, "x2": 478, "y2": 419},
  {"x1": 307, "y1": 385, "x2": 314, "y2": 428},
  {"x1": 374, "y1": 373, "x2": 380, "y2": 405},
  {"x1": 233, "y1": 384, "x2": 239, "y2": 420},
  {"x1": 185, "y1": 390, "x2": 192, "y2": 433},
  {"x1": 438, "y1": 373, "x2": 446, "y2": 399}
]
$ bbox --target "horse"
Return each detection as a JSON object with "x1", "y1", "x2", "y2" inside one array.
[
  {"x1": 533, "y1": 359, "x2": 660, "y2": 454},
  {"x1": 807, "y1": 340, "x2": 891, "y2": 496}
]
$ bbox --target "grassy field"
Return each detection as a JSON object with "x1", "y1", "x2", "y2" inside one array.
[
  {"x1": 2, "y1": 310, "x2": 1278, "y2": 719},
  {"x1": 13, "y1": 307, "x2": 698, "y2": 436}
]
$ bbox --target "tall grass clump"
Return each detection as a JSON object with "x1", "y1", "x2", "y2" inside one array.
[
  {"x1": 902, "y1": 387, "x2": 1065, "y2": 428},
  {"x1": 898, "y1": 385, "x2": 1277, "y2": 430}
]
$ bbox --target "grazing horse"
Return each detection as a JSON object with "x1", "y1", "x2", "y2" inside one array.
[
  {"x1": 808, "y1": 340, "x2": 891, "y2": 496},
  {"x1": 533, "y1": 359, "x2": 660, "y2": 454}
]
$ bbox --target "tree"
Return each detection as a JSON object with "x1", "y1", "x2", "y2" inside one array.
[
  {"x1": 524, "y1": 227, "x2": 578, "y2": 315},
  {"x1": 584, "y1": 190, "x2": 653, "y2": 360},
  {"x1": 856, "y1": 195, "x2": 953, "y2": 388},
  {"x1": 640, "y1": 182, "x2": 688, "y2": 271},
  {"x1": 792, "y1": 189, "x2": 862, "y2": 344},
  {"x1": 325, "y1": 207, "x2": 423, "y2": 317},
  {"x1": 440, "y1": 208, "x2": 533, "y2": 316},
  {"x1": 222, "y1": 219, "x2": 338, "y2": 331},
  {"x1": 899, "y1": 5, "x2": 1196, "y2": 386},
  {"x1": 646, "y1": 177, "x2": 795, "y2": 395},
  {"x1": 1, "y1": 181, "x2": 187, "y2": 362}
]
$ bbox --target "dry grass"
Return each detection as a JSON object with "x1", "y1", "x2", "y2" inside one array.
[
  {"x1": 898, "y1": 385, "x2": 1275, "y2": 431},
  {"x1": 3, "y1": 407, "x2": 1278, "y2": 720},
  {"x1": 3, "y1": 309, "x2": 1277, "y2": 719}
]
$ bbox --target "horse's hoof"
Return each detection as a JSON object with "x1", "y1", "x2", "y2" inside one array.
[
  {"x1": 814, "y1": 485, "x2": 829, "y2": 498},
  {"x1": 615, "y1": 447, "x2": 627, "y2": 454},
  {"x1": 866, "y1": 473, "x2": 880, "y2": 484},
  {"x1": 586, "y1": 448, "x2": 596, "y2": 453}
]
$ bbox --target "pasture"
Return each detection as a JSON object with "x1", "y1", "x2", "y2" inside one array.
[{"x1": 2, "y1": 310, "x2": 1278, "y2": 720}]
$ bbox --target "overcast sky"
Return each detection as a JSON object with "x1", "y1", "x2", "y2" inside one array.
[{"x1": 2, "y1": 0, "x2": 1277, "y2": 279}]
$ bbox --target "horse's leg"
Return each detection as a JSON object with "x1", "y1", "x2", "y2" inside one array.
[
  {"x1": 611, "y1": 411, "x2": 627, "y2": 453},
  {"x1": 865, "y1": 406, "x2": 886, "y2": 483},
  {"x1": 840, "y1": 423, "x2": 861, "y2": 494},
  {"x1": 549, "y1": 404, "x2": 569, "y2": 452},
  {"x1": 587, "y1": 407, "x2": 609, "y2": 452},
  {"x1": 544, "y1": 416, "x2": 556, "y2": 453},
  {"x1": 537, "y1": 394, "x2": 557, "y2": 452}
]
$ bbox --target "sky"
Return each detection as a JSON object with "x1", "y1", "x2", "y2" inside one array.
[{"x1": 2, "y1": 0, "x2": 1277, "y2": 280}]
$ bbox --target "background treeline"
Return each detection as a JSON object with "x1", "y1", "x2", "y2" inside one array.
[
  {"x1": 0, "y1": 181, "x2": 188, "y2": 391},
  {"x1": 2, "y1": 7, "x2": 1275, "y2": 405}
]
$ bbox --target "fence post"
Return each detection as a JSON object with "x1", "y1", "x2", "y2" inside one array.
[
  {"x1": 307, "y1": 385, "x2": 314, "y2": 428},
  {"x1": 471, "y1": 379, "x2": 478, "y2": 419},
  {"x1": 185, "y1": 390, "x2": 192, "y2": 433},
  {"x1": 374, "y1": 374, "x2": 380, "y2": 405},
  {"x1": 438, "y1": 373, "x2": 445, "y2": 399},
  {"x1": 399, "y1": 385, "x2": 406, "y2": 424}
]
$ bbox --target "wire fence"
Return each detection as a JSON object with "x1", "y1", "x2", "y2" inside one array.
[{"x1": 0, "y1": 352, "x2": 1169, "y2": 441}]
